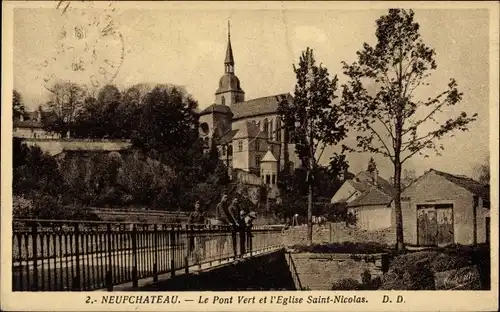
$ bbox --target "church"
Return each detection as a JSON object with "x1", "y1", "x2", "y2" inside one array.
[{"x1": 198, "y1": 25, "x2": 301, "y2": 191}]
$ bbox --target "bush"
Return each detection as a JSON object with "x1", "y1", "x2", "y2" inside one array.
[
  {"x1": 331, "y1": 270, "x2": 382, "y2": 290},
  {"x1": 331, "y1": 278, "x2": 360, "y2": 290}
]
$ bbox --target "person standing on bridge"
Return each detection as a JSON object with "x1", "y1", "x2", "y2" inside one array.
[
  {"x1": 188, "y1": 201, "x2": 206, "y2": 259},
  {"x1": 214, "y1": 193, "x2": 232, "y2": 256},
  {"x1": 228, "y1": 198, "x2": 243, "y2": 257}
]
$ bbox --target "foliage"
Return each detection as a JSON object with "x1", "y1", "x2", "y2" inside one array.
[
  {"x1": 13, "y1": 89, "x2": 25, "y2": 119},
  {"x1": 340, "y1": 9, "x2": 477, "y2": 251},
  {"x1": 279, "y1": 47, "x2": 348, "y2": 244},
  {"x1": 131, "y1": 85, "x2": 199, "y2": 163},
  {"x1": 474, "y1": 160, "x2": 490, "y2": 185},
  {"x1": 380, "y1": 245, "x2": 490, "y2": 290},
  {"x1": 331, "y1": 271, "x2": 382, "y2": 290},
  {"x1": 12, "y1": 143, "x2": 65, "y2": 196},
  {"x1": 367, "y1": 157, "x2": 377, "y2": 173},
  {"x1": 43, "y1": 81, "x2": 87, "y2": 136}
]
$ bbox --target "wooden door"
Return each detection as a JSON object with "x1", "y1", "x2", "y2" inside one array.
[
  {"x1": 436, "y1": 204, "x2": 454, "y2": 246},
  {"x1": 417, "y1": 205, "x2": 437, "y2": 246}
]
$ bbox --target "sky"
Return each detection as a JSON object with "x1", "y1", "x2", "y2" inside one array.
[{"x1": 12, "y1": 3, "x2": 491, "y2": 180}]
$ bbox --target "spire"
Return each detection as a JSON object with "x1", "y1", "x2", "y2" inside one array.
[{"x1": 224, "y1": 20, "x2": 235, "y2": 73}]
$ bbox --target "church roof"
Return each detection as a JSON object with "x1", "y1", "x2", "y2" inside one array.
[
  {"x1": 216, "y1": 73, "x2": 244, "y2": 95},
  {"x1": 233, "y1": 121, "x2": 266, "y2": 140},
  {"x1": 225, "y1": 35, "x2": 234, "y2": 65},
  {"x1": 217, "y1": 129, "x2": 239, "y2": 145},
  {"x1": 261, "y1": 150, "x2": 277, "y2": 162},
  {"x1": 231, "y1": 93, "x2": 292, "y2": 120},
  {"x1": 198, "y1": 104, "x2": 233, "y2": 116}
]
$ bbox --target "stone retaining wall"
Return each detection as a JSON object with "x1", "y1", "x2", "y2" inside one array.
[{"x1": 289, "y1": 252, "x2": 385, "y2": 290}]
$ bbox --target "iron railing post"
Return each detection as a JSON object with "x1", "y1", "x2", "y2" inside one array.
[
  {"x1": 153, "y1": 224, "x2": 158, "y2": 283},
  {"x1": 72, "y1": 224, "x2": 81, "y2": 291},
  {"x1": 170, "y1": 226, "x2": 175, "y2": 277},
  {"x1": 106, "y1": 223, "x2": 113, "y2": 291},
  {"x1": 31, "y1": 223, "x2": 39, "y2": 291},
  {"x1": 132, "y1": 223, "x2": 138, "y2": 288}
]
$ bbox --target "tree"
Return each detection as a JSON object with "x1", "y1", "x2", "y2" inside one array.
[
  {"x1": 340, "y1": 9, "x2": 477, "y2": 251},
  {"x1": 278, "y1": 47, "x2": 348, "y2": 245},
  {"x1": 13, "y1": 89, "x2": 25, "y2": 119},
  {"x1": 367, "y1": 157, "x2": 377, "y2": 174},
  {"x1": 474, "y1": 160, "x2": 490, "y2": 185},
  {"x1": 132, "y1": 85, "x2": 199, "y2": 163},
  {"x1": 43, "y1": 82, "x2": 87, "y2": 137}
]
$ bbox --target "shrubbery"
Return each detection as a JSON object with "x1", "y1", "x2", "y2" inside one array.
[{"x1": 331, "y1": 270, "x2": 382, "y2": 290}]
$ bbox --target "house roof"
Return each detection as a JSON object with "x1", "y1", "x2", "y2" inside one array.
[
  {"x1": 389, "y1": 168, "x2": 490, "y2": 206},
  {"x1": 261, "y1": 150, "x2": 277, "y2": 162},
  {"x1": 351, "y1": 171, "x2": 395, "y2": 196},
  {"x1": 432, "y1": 169, "x2": 490, "y2": 200},
  {"x1": 231, "y1": 93, "x2": 292, "y2": 120},
  {"x1": 347, "y1": 186, "x2": 393, "y2": 208}
]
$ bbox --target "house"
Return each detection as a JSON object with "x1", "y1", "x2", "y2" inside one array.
[
  {"x1": 13, "y1": 109, "x2": 60, "y2": 139},
  {"x1": 331, "y1": 168, "x2": 395, "y2": 231},
  {"x1": 397, "y1": 169, "x2": 490, "y2": 246}
]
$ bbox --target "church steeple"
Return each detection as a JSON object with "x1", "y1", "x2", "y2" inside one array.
[
  {"x1": 215, "y1": 21, "x2": 245, "y2": 106},
  {"x1": 225, "y1": 21, "x2": 235, "y2": 73}
]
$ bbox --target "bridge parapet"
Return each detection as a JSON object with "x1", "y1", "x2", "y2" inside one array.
[{"x1": 12, "y1": 219, "x2": 284, "y2": 291}]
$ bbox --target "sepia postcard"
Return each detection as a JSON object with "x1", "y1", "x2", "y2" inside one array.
[{"x1": 1, "y1": 1, "x2": 499, "y2": 311}]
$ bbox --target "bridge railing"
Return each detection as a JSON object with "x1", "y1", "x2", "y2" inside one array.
[{"x1": 12, "y1": 219, "x2": 285, "y2": 292}]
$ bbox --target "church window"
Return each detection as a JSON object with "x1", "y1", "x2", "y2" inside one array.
[
  {"x1": 266, "y1": 174, "x2": 271, "y2": 184},
  {"x1": 221, "y1": 96, "x2": 226, "y2": 105},
  {"x1": 269, "y1": 120, "x2": 273, "y2": 139},
  {"x1": 238, "y1": 140, "x2": 243, "y2": 152},
  {"x1": 255, "y1": 140, "x2": 260, "y2": 151},
  {"x1": 255, "y1": 155, "x2": 261, "y2": 168},
  {"x1": 263, "y1": 118, "x2": 269, "y2": 134},
  {"x1": 228, "y1": 145, "x2": 233, "y2": 155},
  {"x1": 272, "y1": 174, "x2": 276, "y2": 185},
  {"x1": 276, "y1": 119, "x2": 282, "y2": 141}
]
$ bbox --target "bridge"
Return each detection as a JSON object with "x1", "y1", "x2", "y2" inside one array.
[{"x1": 12, "y1": 219, "x2": 292, "y2": 291}]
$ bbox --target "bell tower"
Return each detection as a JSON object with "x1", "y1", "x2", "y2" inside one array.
[{"x1": 215, "y1": 21, "x2": 245, "y2": 106}]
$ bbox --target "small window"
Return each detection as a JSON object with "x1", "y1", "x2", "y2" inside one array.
[
  {"x1": 483, "y1": 200, "x2": 490, "y2": 209},
  {"x1": 255, "y1": 155, "x2": 261, "y2": 168},
  {"x1": 263, "y1": 118, "x2": 269, "y2": 133},
  {"x1": 266, "y1": 174, "x2": 271, "y2": 184},
  {"x1": 221, "y1": 96, "x2": 226, "y2": 105},
  {"x1": 255, "y1": 140, "x2": 260, "y2": 151},
  {"x1": 228, "y1": 145, "x2": 233, "y2": 155},
  {"x1": 238, "y1": 141, "x2": 243, "y2": 152},
  {"x1": 272, "y1": 174, "x2": 276, "y2": 185}
]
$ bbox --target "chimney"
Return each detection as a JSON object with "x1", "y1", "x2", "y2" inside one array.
[{"x1": 373, "y1": 169, "x2": 379, "y2": 186}]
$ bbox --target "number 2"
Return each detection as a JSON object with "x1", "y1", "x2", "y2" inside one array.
[{"x1": 85, "y1": 296, "x2": 91, "y2": 304}]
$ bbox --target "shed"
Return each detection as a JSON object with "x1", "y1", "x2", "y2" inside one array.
[{"x1": 396, "y1": 169, "x2": 490, "y2": 246}]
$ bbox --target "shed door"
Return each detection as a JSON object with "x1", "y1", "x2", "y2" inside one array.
[
  {"x1": 436, "y1": 204, "x2": 454, "y2": 246},
  {"x1": 417, "y1": 205, "x2": 437, "y2": 246}
]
